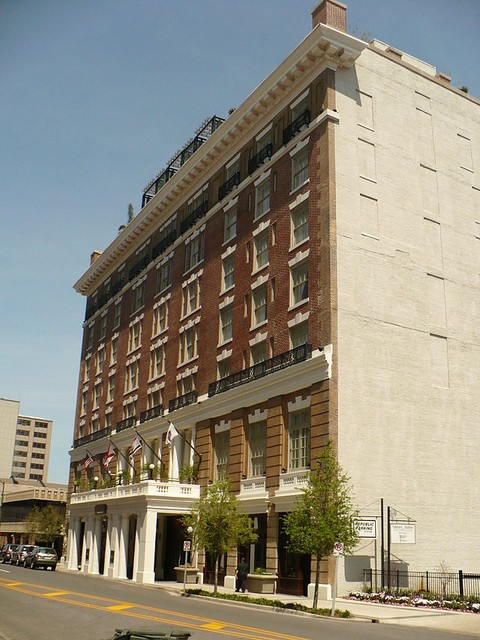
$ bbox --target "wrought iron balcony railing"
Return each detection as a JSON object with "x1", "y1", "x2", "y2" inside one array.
[
  {"x1": 73, "y1": 426, "x2": 110, "y2": 449},
  {"x1": 128, "y1": 254, "x2": 150, "y2": 282},
  {"x1": 152, "y1": 229, "x2": 177, "y2": 260},
  {"x1": 116, "y1": 416, "x2": 137, "y2": 432},
  {"x1": 139, "y1": 404, "x2": 164, "y2": 424},
  {"x1": 282, "y1": 109, "x2": 310, "y2": 145},
  {"x1": 248, "y1": 143, "x2": 273, "y2": 174},
  {"x1": 169, "y1": 390, "x2": 198, "y2": 413},
  {"x1": 208, "y1": 344, "x2": 312, "y2": 397},
  {"x1": 180, "y1": 200, "x2": 209, "y2": 235},
  {"x1": 218, "y1": 171, "x2": 240, "y2": 201}
]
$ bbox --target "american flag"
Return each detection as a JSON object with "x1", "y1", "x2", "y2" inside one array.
[
  {"x1": 130, "y1": 435, "x2": 142, "y2": 459},
  {"x1": 83, "y1": 453, "x2": 94, "y2": 470}
]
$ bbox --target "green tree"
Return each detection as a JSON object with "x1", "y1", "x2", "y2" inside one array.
[
  {"x1": 24, "y1": 505, "x2": 64, "y2": 546},
  {"x1": 283, "y1": 443, "x2": 359, "y2": 609},
  {"x1": 183, "y1": 478, "x2": 257, "y2": 593}
]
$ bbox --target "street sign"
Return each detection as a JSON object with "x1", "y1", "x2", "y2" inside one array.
[
  {"x1": 333, "y1": 541, "x2": 344, "y2": 555},
  {"x1": 353, "y1": 517, "x2": 377, "y2": 538},
  {"x1": 391, "y1": 522, "x2": 416, "y2": 544},
  {"x1": 183, "y1": 540, "x2": 191, "y2": 552}
]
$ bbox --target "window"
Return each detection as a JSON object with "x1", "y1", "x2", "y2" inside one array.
[
  {"x1": 15, "y1": 440, "x2": 28, "y2": 447},
  {"x1": 291, "y1": 202, "x2": 309, "y2": 246},
  {"x1": 289, "y1": 409, "x2": 310, "y2": 470},
  {"x1": 291, "y1": 262, "x2": 308, "y2": 305},
  {"x1": 96, "y1": 348, "x2": 105, "y2": 374},
  {"x1": 222, "y1": 254, "x2": 235, "y2": 291},
  {"x1": 215, "y1": 430, "x2": 230, "y2": 479},
  {"x1": 107, "y1": 375, "x2": 115, "y2": 403},
  {"x1": 105, "y1": 413, "x2": 112, "y2": 430},
  {"x1": 125, "y1": 361, "x2": 139, "y2": 393},
  {"x1": 84, "y1": 357, "x2": 91, "y2": 382},
  {"x1": 18, "y1": 419, "x2": 31, "y2": 426},
  {"x1": 249, "y1": 421, "x2": 266, "y2": 477},
  {"x1": 180, "y1": 326, "x2": 198, "y2": 363},
  {"x1": 218, "y1": 358, "x2": 231, "y2": 380},
  {"x1": 123, "y1": 400, "x2": 137, "y2": 420},
  {"x1": 157, "y1": 256, "x2": 173, "y2": 294},
  {"x1": 132, "y1": 283, "x2": 145, "y2": 313},
  {"x1": 99, "y1": 314, "x2": 107, "y2": 340},
  {"x1": 32, "y1": 442, "x2": 46, "y2": 449},
  {"x1": 148, "y1": 389, "x2": 162, "y2": 410},
  {"x1": 252, "y1": 285, "x2": 267, "y2": 326},
  {"x1": 224, "y1": 207, "x2": 237, "y2": 242},
  {"x1": 35, "y1": 421, "x2": 48, "y2": 428},
  {"x1": 32, "y1": 452, "x2": 45, "y2": 459},
  {"x1": 81, "y1": 391, "x2": 87, "y2": 415},
  {"x1": 128, "y1": 321, "x2": 142, "y2": 352},
  {"x1": 251, "y1": 341, "x2": 266, "y2": 365},
  {"x1": 292, "y1": 147, "x2": 309, "y2": 191},
  {"x1": 113, "y1": 303, "x2": 122, "y2": 329},
  {"x1": 178, "y1": 374, "x2": 195, "y2": 396},
  {"x1": 33, "y1": 431, "x2": 47, "y2": 439},
  {"x1": 290, "y1": 321, "x2": 308, "y2": 348},
  {"x1": 219, "y1": 306, "x2": 233, "y2": 343},
  {"x1": 110, "y1": 338, "x2": 118, "y2": 365},
  {"x1": 255, "y1": 179, "x2": 270, "y2": 218},
  {"x1": 87, "y1": 325, "x2": 94, "y2": 350},
  {"x1": 182, "y1": 279, "x2": 201, "y2": 317},
  {"x1": 153, "y1": 301, "x2": 168, "y2": 336},
  {"x1": 16, "y1": 429, "x2": 29, "y2": 436},
  {"x1": 253, "y1": 229, "x2": 269, "y2": 271},
  {"x1": 185, "y1": 232, "x2": 204, "y2": 272},
  {"x1": 189, "y1": 188, "x2": 208, "y2": 215},
  {"x1": 93, "y1": 383, "x2": 102, "y2": 409},
  {"x1": 150, "y1": 344, "x2": 166, "y2": 379}
]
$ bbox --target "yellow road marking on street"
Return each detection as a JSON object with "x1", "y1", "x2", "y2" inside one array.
[
  {"x1": 43, "y1": 591, "x2": 70, "y2": 597},
  {"x1": 201, "y1": 622, "x2": 227, "y2": 629},
  {"x1": 108, "y1": 604, "x2": 134, "y2": 611},
  {"x1": 5, "y1": 582, "x2": 22, "y2": 586}
]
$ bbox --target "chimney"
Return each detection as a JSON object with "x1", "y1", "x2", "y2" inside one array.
[
  {"x1": 311, "y1": 0, "x2": 347, "y2": 32},
  {"x1": 90, "y1": 250, "x2": 102, "y2": 265}
]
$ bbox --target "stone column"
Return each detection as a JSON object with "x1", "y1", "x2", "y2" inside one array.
[
  {"x1": 170, "y1": 437, "x2": 182, "y2": 481},
  {"x1": 67, "y1": 517, "x2": 81, "y2": 570},
  {"x1": 110, "y1": 514, "x2": 120, "y2": 578},
  {"x1": 135, "y1": 508, "x2": 157, "y2": 584},
  {"x1": 82, "y1": 516, "x2": 94, "y2": 572},
  {"x1": 117, "y1": 514, "x2": 129, "y2": 579},
  {"x1": 266, "y1": 504, "x2": 279, "y2": 575},
  {"x1": 89, "y1": 517, "x2": 101, "y2": 574}
]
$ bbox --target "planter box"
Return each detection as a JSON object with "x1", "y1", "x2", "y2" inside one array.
[
  {"x1": 174, "y1": 567, "x2": 198, "y2": 584},
  {"x1": 244, "y1": 573, "x2": 278, "y2": 594}
]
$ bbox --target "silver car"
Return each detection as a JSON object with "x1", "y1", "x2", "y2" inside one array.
[
  {"x1": 11, "y1": 544, "x2": 35, "y2": 566},
  {"x1": 24, "y1": 546, "x2": 58, "y2": 570}
]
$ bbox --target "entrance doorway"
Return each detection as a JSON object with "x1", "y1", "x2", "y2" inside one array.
[
  {"x1": 126, "y1": 516, "x2": 137, "y2": 579},
  {"x1": 277, "y1": 513, "x2": 310, "y2": 596}
]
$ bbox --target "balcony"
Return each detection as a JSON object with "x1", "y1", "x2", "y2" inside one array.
[
  {"x1": 70, "y1": 480, "x2": 200, "y2": 505},
  {"x1": 116, "y1": 416, "x2": 136, "y2": 432},
  {"x1": 248, "y1": 143, "x2": 273, "y2": 174},
  {"x1": 180, "y1": 200, "x2": 209, "y2": 235},
  {"x1": 128, "y1": 254, "x2": 150, "y2": 282},
  {"x1": 73, "y1": 426, "x2": 110, "y2": 449},
  {"x1": 152, "y1": 229, "x2": 177, "y2": 260},
  {"x1": 139, "y1": 404, "x2": 164, "y2": 424},
  {"x1": 218, "y1": 171, "x2": 240, "y2": 201},
  {"x1": 282, "y1": 109, "x2": 310, "y2": 145},
  {"x1": 208, "y1": 344, "x2": 312, "y2": 397},
  {"x1": 169, "y1": 390, "x2": 198, "y2": 413}
]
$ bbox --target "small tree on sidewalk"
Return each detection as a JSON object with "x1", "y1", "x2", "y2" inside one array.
[
  {"x1": 283, "y1": 443, "x2": 359, "y2": 609},
  {"x1": 183, "y1": 478, "x2": 257, "y2": 593},
  {"x1": 24, "y1": 505, "x2": 64, "y2": 547}
]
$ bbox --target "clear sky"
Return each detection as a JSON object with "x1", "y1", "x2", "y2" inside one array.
[{"x1": 1, "y1": 0, "x2": 479, "y2": 484}]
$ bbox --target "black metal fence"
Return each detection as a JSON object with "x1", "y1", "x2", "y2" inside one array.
[{"x1": 364, "y1": 569, "x2": 480, "y2": 598}]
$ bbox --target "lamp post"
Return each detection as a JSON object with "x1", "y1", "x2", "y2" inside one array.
[
  {"x1": 149, "y1": 463, "x2": 155, "y2": 480},
  {"x1": 183, "y1": 525, "x2": 193, "y2": 594}
]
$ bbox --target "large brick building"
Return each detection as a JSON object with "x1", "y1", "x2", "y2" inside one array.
[{"x1": 67, "y1": 0, "x2": 480, "y2": 595}]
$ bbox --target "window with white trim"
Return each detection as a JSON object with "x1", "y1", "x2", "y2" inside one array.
[
  {"x1": 292, "y1": 147, "x2": 309, "y2": 191},
  {"x1": 215, "y1": 430, "x2": 230, "y2": 479},
  {"x1": 147, "y1": 389, "x2": 162, "y2": 409},
  {"x1": 84, "y1": 357, "x2": 91, "y2": 382},
  {"x1": 157, "y1": 256, "x2": 173, "y2": 295},
  {"x1": 182, "y1": 279, "x2": 201, "y2": 317},
  {"x1": 185, "y1": 232, "x2": 204, "y2": 272},
  {"x1": 249, "y1": 421, "x2": 266, "y2": 477},
  {"x1": 291, "y1": 261, "x2": 308, "y2": 306},
  {"x1": 254, "y1": 229, "x2": 269, "y2": 271},
  {"x1": 150, "y1": 344, "x2": 166, "y2": 379},
  {"x1": 107, "y1": 375, "x2": 115, "y2": 403},
  {"x1": 178, "y1": 374, "x2": 195, "y2": 395},
  {"x1": 218, "y1": 358, "x2": 231, "y2": 380},
  {"x1": 87, "y1": 325, "x2": 94, "y2": 350},
  {"x1": 99, "y1": 314, "x2": 107, "y2": 340},
  {"x1": 132, "y1": 283, "x2": 145, "y2": 313},
  {"x1": 179, "y1": 326, "x2": 198, "y2": 363},
  {"x1": 128, "y1": 321, "x2": 142, "y2": 352},
  {"x1": 152, "y1": 301, "x2": 168, "y2": 336},
  {"x1": 123, "y1": 400, "x2": 137, "y2": 419},
  {"x1": 224, "y1": 207, "x2": 237, "y2": 242},
  {"x1": 290, "y1": 321, "x2": 308, "y2": 348},
  {"x1": 291, "y1": 202, "x2": 309, "y2": 246},
  {"x1": 222, "y1": 254, "x2": 235, "y2": 291},
  {"x1": 125, "y1": 361, "x2": 139, "y2": 393},
  {"x1": 251, "y1": 341, "x2": 266, "y2": 365},
  {"x1": 113, "y1": 304, "x2": 122, "y2": 329},
  {"x1": 93, "y1": 382, "x2": 102, "y2": 409},
  {"x1": 110, "y1": 338, "x2": 118, "y2": 365},
  {"x1": 96, "y1": 348, "x2": 105, "y2": 375},
  {"x1": 219, "y1": 306, "x2": 233, "y2": 343},
  {"x1": 255, "y1": 179, "x2": 270, "y2": 218},
  {"x1": 289, "y1": 409, "x2": 310, "y2": 470},
  {"x1": 252, "y1": 285, "x2": 267, "y2": 326},
  {"x1": 81, "y1": 391, "x2": 87, "y2": 415}
]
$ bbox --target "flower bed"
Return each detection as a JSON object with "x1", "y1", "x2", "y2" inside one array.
[{"x1": 349, "y1": 590, "x2": 480, "y2": 613}]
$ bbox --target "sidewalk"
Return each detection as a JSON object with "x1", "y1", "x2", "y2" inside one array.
[{"x1": 155, "y1": 580, "x2": 480, "y2": 636}]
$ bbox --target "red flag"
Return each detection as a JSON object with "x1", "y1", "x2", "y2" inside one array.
[{"x1": 103, "y1": 444, "x2": 115, "y2": 469}]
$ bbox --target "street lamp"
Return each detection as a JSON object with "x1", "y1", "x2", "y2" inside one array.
[
  {"x1": 183, "y1": 525, "x2": 194, "y2": 594},
  {"x1": 149, "y1": 463, "x2": 155, "y2": 480}
]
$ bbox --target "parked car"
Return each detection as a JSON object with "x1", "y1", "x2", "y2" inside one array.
[
  {"x1": 11, "y1": 544, "x2": 35, "y2": 566},
  {"x1": 0, "y1": 544, "x2": 20, "y2": 564},
  {"x1": 23, "y1": 546, "x2": 58, "y2": 570}
]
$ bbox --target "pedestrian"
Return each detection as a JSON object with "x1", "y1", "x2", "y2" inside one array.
[{"x1": 235, "y1": 556, "x2": 249, "y2": 593}]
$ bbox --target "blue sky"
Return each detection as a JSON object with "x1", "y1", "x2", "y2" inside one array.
[{"x1": 1, "y1": 0, "x2": 479, "y2": 484}]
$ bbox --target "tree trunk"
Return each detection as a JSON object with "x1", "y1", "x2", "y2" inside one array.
[
  {"x1": 214, "y1": 553, "x2": 219, "y2": 594},
  {"x1": 313, "y1": 555, "x2": 321, "y2": 610}
]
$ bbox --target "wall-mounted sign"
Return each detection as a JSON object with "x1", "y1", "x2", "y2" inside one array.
[
  {"x1": 391, "y1": 522, "x2": 416, "y2": 544},
  {"x1": 95, "y1": 504, "x2": 107, "y2": 515},
  {"x1": 353, "y1": 518, "x2": 377, "y2": 538}
]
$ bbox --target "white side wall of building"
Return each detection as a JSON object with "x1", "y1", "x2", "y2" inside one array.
[{"x1": 0, "y1": 398, "x2": 20, "y2": 478}]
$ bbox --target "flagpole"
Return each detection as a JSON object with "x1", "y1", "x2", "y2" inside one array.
[
  {"x1": 133, "y1": 427, "x2": 162, "y2": 465},
  {"x1": 108, "y1": 438, "x2": 136, "y2": 472},
  {"x1": 167, "y1": 419, "x2": 202, "y2": 465}
]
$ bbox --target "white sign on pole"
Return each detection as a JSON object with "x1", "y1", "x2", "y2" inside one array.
[
  {"x1": 353, "y1": 518, "x2": 377, "y2": 539},
  {"x1": 183, "y1": 540, "x2": 191, "y2": 552},
  {"x1": 333, "y1": 541, "x2": 344, "y2": 556},
  {"x1": 390, "y1": 523, "x2": 416, "y2": 544}
]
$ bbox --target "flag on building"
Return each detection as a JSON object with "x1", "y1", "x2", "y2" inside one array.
[
  {"x1": 103, "y1": 443, "x2": 115, "y2": 469},
  {"x1": 83, "y1": 453, "x2": 94, "y2": 470},
  {"x1": 165, "y1": 422, "x2": 179, "y2": 447},
  {"x1": 130, "y1": 434, "x2": 142, "y2": 459}
]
